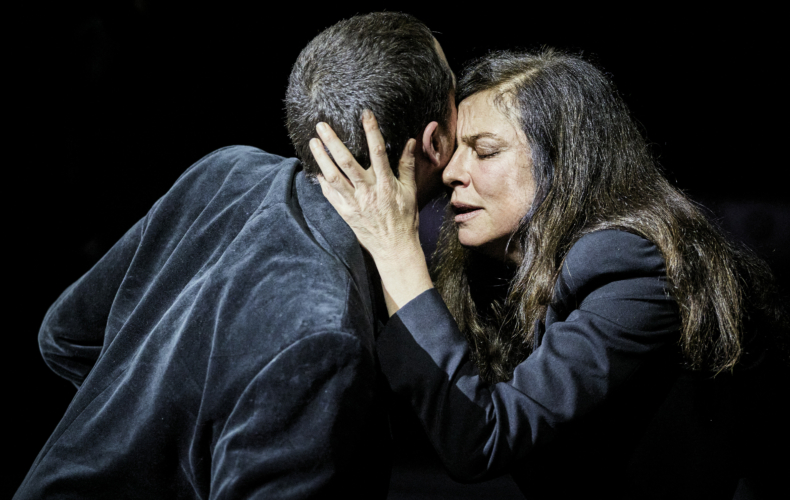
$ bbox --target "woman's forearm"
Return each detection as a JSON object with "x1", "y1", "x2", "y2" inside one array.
[{"x1": 374, "y1": 238, "x2": 434, "y2": 316}]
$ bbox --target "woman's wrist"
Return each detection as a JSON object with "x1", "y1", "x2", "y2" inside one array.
[{"x1": 375, "y1": 241, "x2": 433, "y2": 316}]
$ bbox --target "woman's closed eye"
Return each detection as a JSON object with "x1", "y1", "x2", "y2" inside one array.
[{"x1": 476, "y1": 150, "x2": 499, "y2": 159}]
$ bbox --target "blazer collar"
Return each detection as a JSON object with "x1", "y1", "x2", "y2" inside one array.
[{"x1": 294, "y1": 170, "x2": 381, "y2": 322}]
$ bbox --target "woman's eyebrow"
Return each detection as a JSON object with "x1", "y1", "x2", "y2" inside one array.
[{"x1": 461, "y1": 132, "x2": 500, "y2": 146}]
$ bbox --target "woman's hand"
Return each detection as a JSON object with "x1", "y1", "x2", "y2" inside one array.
[
  {"x1": 310, "y1": 110, "x2": 433, "y2": 315},
  {"x1": 310, "y1": 110, "x2": 419, "y2": 261}
]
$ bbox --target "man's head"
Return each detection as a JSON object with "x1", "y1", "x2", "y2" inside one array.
[{"x1": 286, "y1": 12, "x2": 456, "y2": 206}]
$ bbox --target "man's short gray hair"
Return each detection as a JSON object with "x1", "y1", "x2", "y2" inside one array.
[{"x1": 285, "y1": 12, "x2": 454, "y2": 177}]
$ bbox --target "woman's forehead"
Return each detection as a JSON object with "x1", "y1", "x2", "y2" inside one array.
[{"x1": 457, "y1": 90, "x2": 525, "y2": 144}]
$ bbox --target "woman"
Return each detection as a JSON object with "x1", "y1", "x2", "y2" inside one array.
[{"x1": 310, "y1": 49, "x2": 787, "y2": 498}]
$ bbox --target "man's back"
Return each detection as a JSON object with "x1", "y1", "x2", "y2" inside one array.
[{"x1": 16, "y1": 146, "x2": 390, "y2": 499}]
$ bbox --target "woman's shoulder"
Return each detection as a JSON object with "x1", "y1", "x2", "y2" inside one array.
[
  {"x1": 557, "y1": 229, "x2": 667, "y2": 299},
  {"x1": 565, "y1": 229, "x2": 665, "y2": 275}
]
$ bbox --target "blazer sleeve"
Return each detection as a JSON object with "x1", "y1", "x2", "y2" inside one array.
[
  {"x1": 210, "y1": 330, "x2": 388, "y2": 500},
  {"x1": 38, "y1": 218, "x2": 144, "y2": 388},
  {"x1": 376, "y1": 230, "x2": 680, "y2": 481}
]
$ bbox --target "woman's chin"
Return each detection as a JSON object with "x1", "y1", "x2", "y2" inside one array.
[
  {"x1": 458, "y1": 236, "x2": 510, "y2": 263},
  {"x1": 457, "y1": 232, "x2": 484, "y2": 251}
]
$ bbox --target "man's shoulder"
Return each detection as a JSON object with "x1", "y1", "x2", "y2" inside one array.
[
  {"x1": 220, "y1": 211, "x2": 372, "y2": 330},
  {"x1": 196, "y1": 145, "x2": 291, "y2": 169},
  {"x1": 144, "y1": 146, "x2": 301, "y2": 237},
  {"x1": 205, "y1": 219, "x2": 375, "y2": 361},
  {"x1": 132, "y1": 144, "x2": 374, "y2": 350},
  {"x1": 176, "y1": 145, "x2": 298, "y2": 190}
]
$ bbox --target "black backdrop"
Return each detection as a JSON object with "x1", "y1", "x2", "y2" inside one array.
[{"x1": 9, "y1": 1, "x2": 785, "y2": 496}]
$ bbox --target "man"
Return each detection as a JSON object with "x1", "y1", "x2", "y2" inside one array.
[{"x1": 15, "y1": 12, "x2": 456, "y2": 499}]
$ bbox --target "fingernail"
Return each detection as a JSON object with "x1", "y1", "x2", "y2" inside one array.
[
  {"x1": 309, "y1": 138, "x2": 319, "y2": 149},
  {"x1": 362, "y1": 109, "x2": 373, "y2": 120},
  {"x1": 317, "y1": 122, "x2": 327, "y2": 134},
  {"x1": 408, "y1": 139, "x2": 416, "y2": 154}
]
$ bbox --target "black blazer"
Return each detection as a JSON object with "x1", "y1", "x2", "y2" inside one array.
[
  {"x1": 378, "y1": 230, "x2": 786, "y2": 499},
  {"x1": 16, "y1": 147, "x2": 391, "y2": 499}
]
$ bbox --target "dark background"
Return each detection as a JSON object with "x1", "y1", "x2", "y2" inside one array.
[{"x1": 9, "y1": 1, "x2": 786, "y2": 497}]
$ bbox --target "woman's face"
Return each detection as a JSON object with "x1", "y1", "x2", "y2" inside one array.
[{"x1": 443, "y1": 89, "x2": 536, "y2": 263}]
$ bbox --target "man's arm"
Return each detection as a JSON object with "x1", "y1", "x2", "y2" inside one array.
[
  {"x1": 210, "y1": 330, "x2": 389, "y2": 499},
  {"x1": 38, "y1": 219, "x2": 143, "y2": 387}
]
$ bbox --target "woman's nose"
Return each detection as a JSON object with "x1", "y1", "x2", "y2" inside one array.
[{"x1": 442, "y1": 150, "x2": 468, "y2": 187}]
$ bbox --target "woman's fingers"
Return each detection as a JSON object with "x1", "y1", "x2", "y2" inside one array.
[
  {"x1": 316, "y1": 122, "x2": 370, "y2": 187},
  {"x1": 316, "y1": 174, "x2": 346, "y2": 210},
  {"x1": 361, "y1": 110, "x2": 389, "y2": 181},
  {"x1": 309, "y1": 138, "x2": 352, "y2": 192},
  {"x1": 398, "y1": 139, "x2": 417, "y2": 189},
  {"x1": 361, "y1": 110, "x2": 417, "y2": 198}
]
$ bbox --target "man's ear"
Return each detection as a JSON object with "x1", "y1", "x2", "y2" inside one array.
[{"x1": 421, "y1": 121, "x2": 442, "y2": 167}]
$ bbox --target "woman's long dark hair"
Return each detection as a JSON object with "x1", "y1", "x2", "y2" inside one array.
[{"x1": 433, "y1": 48, "x2": 786, "y2": 383}]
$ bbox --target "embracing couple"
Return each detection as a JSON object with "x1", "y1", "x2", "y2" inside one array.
[{"x1": 16, "y1": 11, "x2": 787, "y2": 500}]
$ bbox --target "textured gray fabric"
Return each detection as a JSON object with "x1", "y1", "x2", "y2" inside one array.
[{"x1": 18, "y1": 146, "x2": 391, "y2": 499}]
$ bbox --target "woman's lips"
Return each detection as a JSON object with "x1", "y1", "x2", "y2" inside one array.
[
  {"x1": 452, "y1": 203, "x2": 482, "y2": 223},
  {"x1": 455, "y1": 210, "x2": 481, "y2": 222}
]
